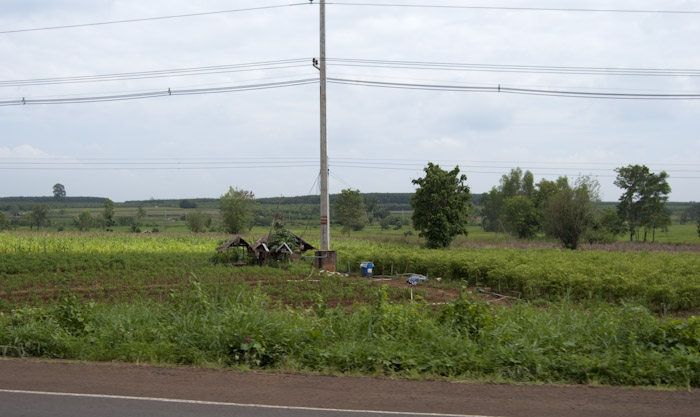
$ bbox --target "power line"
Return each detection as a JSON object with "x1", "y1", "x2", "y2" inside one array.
[
  {"x1": 5, "y1": 57, "x2": 699, "y2": 92},
  {"x1": 0, "y1": 78, "x2": 318, "y2": 106},
  {"x1": 0, "y1": 59, "x2": 312, "y2": 87},
  {"x1": 4, "y1": 75, "x2": 700, "y2": 106},
  {"x1": 0, "y1": 157, "x2": 319, "y2": 161},
  {"x1": 0, "y1": 164, "x2": 319, "y2": 171},
  {"x1": 329, "y1": 164, "x2": 700, "y2": 179},
  {"x1": 327, "y1": 161, "x2": 700, "y2": 173},
  {"x1": 331, "y1": 157, "x2": 699, "y2": 167},
  {"x1": 0, "y1": 3, "x2": 311, "y2": 34},
  {"x1": 3, "y1": 1, "x2": 698, "y2": 36},
  {"x1": 4, "y1": 158, "x2": 696, "y2": 173},
  {"x1": 328, "y1": 58, "x2": 700, "y2": 78},
  {"x1": 328, "y1": 78, "x2": 700, "y2": 100},
  {"x1": 326, "y1": 2, "x2": 700, "y2": 15}
]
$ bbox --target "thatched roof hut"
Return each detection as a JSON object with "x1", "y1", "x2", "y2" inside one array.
[
  {"x1": 217, "y1": 232, "x2": 315, "y2": 266},
  {"x1": 216, "y1": 235, "x2": 254, "y2": 252}
]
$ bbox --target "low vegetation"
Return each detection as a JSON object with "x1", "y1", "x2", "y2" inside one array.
[
  {"x1": 0, "y1": 230, "x2": 699, "y2": 388},
  {"x1": 1, "y1": 281, "x2": 698, "y2": 388}
]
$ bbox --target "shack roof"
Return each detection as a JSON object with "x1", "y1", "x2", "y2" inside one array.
[
  {"x1": 216, "y1": 236, "x2": 253, "y2": 252},
  {"x1": 217, "y1": 232, "x2": 315, "y2": 254},
  {"x1": 258, "y1": 233, "x2": 315, "y2": 253}
]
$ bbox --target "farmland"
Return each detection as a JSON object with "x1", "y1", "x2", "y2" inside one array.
[{"x1": 1, "y1": 230, "x2": 700, "y2": 388}]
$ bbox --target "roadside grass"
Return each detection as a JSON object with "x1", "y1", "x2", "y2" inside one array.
[{"x1": 1, "y1": 282, "x2": 699, "y2": 388}]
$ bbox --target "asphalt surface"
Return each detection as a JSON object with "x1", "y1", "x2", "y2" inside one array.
[{"x1": 1, "y1": 358, "x2": 699, "y2": 417}]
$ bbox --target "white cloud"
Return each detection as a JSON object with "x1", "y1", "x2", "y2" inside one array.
[
  {"x1": 419, "y1": 137, "x2": 465, "y2": 151},
  {"x1": 0, "y1": 0, "x2": 698, "y2": 201},
  {"x1": 0, "y1": 144, "x2": 52, "y2": 158}
]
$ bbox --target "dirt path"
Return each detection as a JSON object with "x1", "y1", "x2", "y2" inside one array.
[{"x1": 1, "y1": 358, "x2": 698, "y2": 417}]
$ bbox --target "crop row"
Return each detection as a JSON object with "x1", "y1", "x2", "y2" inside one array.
[
  {"x1": 335, "y1": 241, "x2": 700, "y2": 312},
  {"x1": 3, "y1": 233, "x2": 700, "y2": 312},
  {"x1": 0, "y1": 232, "x2": 216, "y2": 254}
]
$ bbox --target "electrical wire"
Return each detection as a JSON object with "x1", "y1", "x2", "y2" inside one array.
[
  {"x1": 5, "y1": 56, "x2": 699, "y2": 95},
  {"x1": 327, "y1": 58, "x2": 700, "y2": 78},
  {"x1": 0, "y1": 164, "x2": 319, "y2": 171},
  {"x1": 8, "y1": 76, "x2": 700, "y2": 106},
  {"x1": 330, "y1": 157, "x2": 700, "y2": 167},
  {"x1": 0, "y1": 78, "x2": 318, "y2": 106},
  {"x1": 328, "y1": 78, "x2": 700, "y2": 100},
  {"x1": 0, "y1": 3, "x2": 311, "y2": 34},
  {"x1": 329, "y1": 164, "x2": 700, "y2": 179},
  {"x1": 3, "y1": 1, "x2": 698, "y2": 37},
  {"x1": 327, "y1": 161, "x2": 700, "y2": 173},
  {"x1": 326, "y1": 2, "x2": 700, "y2": 15},
  {"x1": 4, "y1": 158, "x2": 696, "y2": 175},
  {"x1": 0, "y1": 59, "x2": 313, "y2": 88}
]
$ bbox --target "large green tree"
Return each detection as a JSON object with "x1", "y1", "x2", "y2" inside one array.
[
  {"x1": 502, "y1": 195, "x2": 539, "y2": 239},
  {"x1": 411, "y1": 163, "x2": 472, "y2": 248},
  {"x1": 334, "y1": 188, "x2": 368, "y2": 236},
  {"x1": 53, "y1": 183, "x2": 66, "y2": 201},
  {"x1": 220, "y1": 187, "x2": 255, "y2": 234},
  {"x1": 481, "y1": 167, "x2": 535, "y2": 233},
  {"x1": 614, "y1": 165, "x2": 671, "y2": 242},
  {"x1": 540, "y1": 176, "x2": 599, "y2": 250}
]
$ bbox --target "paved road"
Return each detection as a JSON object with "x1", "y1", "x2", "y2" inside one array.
[
  {"x1": 0, "y1": 390, "x2": 490, "y2": 417},
  {"x1": 1, "y1": 358, "x2": 699, "y2": 417}
]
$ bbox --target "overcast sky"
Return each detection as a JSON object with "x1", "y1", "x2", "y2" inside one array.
[{"x1": 1, "y1": 0, "x2": 699, "y2": 202}]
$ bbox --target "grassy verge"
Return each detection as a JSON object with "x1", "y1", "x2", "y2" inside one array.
[{"x1": 1, "y1": 281, "x2": 698, "y2": 388}]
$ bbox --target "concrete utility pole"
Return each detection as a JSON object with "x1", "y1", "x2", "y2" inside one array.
[{"x1": 315, "y1": 0, "x2": 337, "y2": 271}]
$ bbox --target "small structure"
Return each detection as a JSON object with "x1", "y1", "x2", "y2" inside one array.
[
  {"x1": 215, "y1": 232, "x2": 315, "y2": 266},
  {"x1": 406, "y1": 274, "x2": 428, "y2": 301},
  {"x1": 406, "y1": 274, "x2": 428, "y2": 287},
  {"x1": 216, "y1": 235, "x2": 256, "y2": 266}
]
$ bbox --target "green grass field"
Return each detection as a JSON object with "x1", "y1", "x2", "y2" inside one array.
[{"x1": 1, "y1": 218, "x2": 699, "y2": 388}]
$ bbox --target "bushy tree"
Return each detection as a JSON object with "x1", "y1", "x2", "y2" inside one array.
[
  {"x1": 480, "y1": 188, "x2": 505, "y2": 233},
  {"x1": 220, "y1": 187, "x2": 255, "y2": 234},
  {"x1": 614, "y1": 165, "x2": 670, "y2": 242},
  {"x1": 411, "y1": 163, "x2": 472, "y2": 248},
  {"x1": 103, "y1": 198, "x2": 115, "y2": 228},
  {"x1": 186, "y1": 210, "x2": 210, "y2": 233},
  {"x1": 334, "y1": 189, "x2": 367, "y2": 236},
  {"x1": 481, "y1": 167, "x2": 535, "y2": 233},
  {"x1": 502, "y1": 195, "x2": 539, "y2": 239},
  {"x1": 29, "y1": 203, "x2": 51, "y2": 230},
  {"x1": 53, "y1": 183, "x2": 66, "y2": 201},
  {"x1": 585, "y1": 207, "x2": 626, "y2": 244},
  {"x1": 74, "y1": 210, "x2": 93, "y2": 231},
  {"x1": 541, "y1": 177, "x2": 599, "y2": 249}
]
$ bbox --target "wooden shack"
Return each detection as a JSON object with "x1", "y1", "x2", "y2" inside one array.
[{"x1": 216, "y1": 232, "x2": 314, "y2": 266}]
